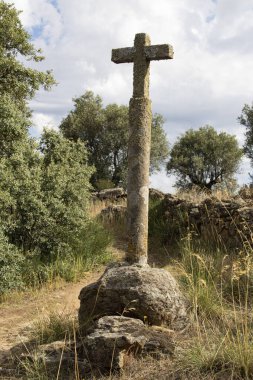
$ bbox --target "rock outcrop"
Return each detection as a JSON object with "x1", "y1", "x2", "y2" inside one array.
[
  {"x1": 81, "y1": 316, "x2": 175, "y2": 373},
  {"x1": 20, "y1": 316, "x2": 175, "y2": 377}
]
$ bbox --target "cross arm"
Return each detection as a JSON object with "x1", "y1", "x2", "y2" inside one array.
[
  {"x1": 111, "y1": 47, "x2": 135, "y2": 63},
  {"x1": 145, "y1": 44, "x2": 174, "y2": 60}
]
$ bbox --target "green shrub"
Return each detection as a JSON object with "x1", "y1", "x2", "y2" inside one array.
[
  {"x1": 0, "y1": 227, "x2": 25, "y2": 295},
  {"x1": 21, "y1": 220, "x2": 112, "y2": 288},
  {"x1": 148, "y1": 198, "x2": 189, "y2": 246},
  {"x1": 95, "y1": 178, "x2": 116, "y2": 190}
]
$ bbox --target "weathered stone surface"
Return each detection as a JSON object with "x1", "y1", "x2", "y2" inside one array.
[
  {"x1": 92, "y1": 187, "x2": 126, "y2": 201},
  {"x1": 111, "y1": 46, "x2": 135, "y2": 63},
  {"x1": 21, "y1": 317, "x2": 175, "y2": 376},
  {"x1": 98, "y1": 189, "x2": 165, "y2": 224},
  {"x1": 79, "y1": 263, "x2": 188, "y2": 330},
  {"x1": 19, "y1": 340, "x2": 78, "y2": 376},
  {"x1": 111, "y1": 44, "x2": 173, "y2": 64},
  {"x1": 145, "y1": 44, "x2": 174, "y2": 60},
  {"x1": 160, "y1": 194, "x2": 253, "y2": 248},
  {"x1": 82, "y1": 316, "x2": 175, "y2": 373},
  {"x1": 127, "y1": 96, "x2": 151, "y2": 265},
  {"x1": 92, "y1": 187, "x2": 164, "y2": 203},
  {"x1": 112, "y1": 33, "x2": 173, "y2": 264}
]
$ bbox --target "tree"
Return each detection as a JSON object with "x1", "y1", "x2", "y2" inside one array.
[
  {"x1": 39, "y1": 130, "x2": 94, "y2": 257},
  {"x1": 0, "y1": 1, "x2": 55, "y2": 109},
  {"x1": 0, "y1": 3, "x2": 109, "y2": 292},
  {"x1": 0, "y1": 2, "x2": 93, "y2": 259},
  {"x1": 0, "y1": 0, "x2": 55, "y2": 253},
  {"x1": 0, "y1": 1, "x2": 55, "y2": 157},
  {"x1": 0, "y1": 128, "x2": 95, "y2": 259},
  {"x1": 238, "y1": 103, "x2": 253, "y2": 179},
  {"x1": 167, "y1": 126, "x2": 243, "y2": 190},
  {"x1": 60, "y1": 91, "x2": 169, "y2": 188},
  {"x1": 0, "y1": 93, "x2": 31, "y2": 157}
]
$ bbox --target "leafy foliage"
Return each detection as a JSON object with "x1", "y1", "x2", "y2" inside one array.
[
  {"x1": 167, "y1": 125, "x2": 243, "y2": 190},
  {"x1": 0, "y1": 226, "x2": 25, "y2": 294},
  {"x1": 0, "y1": 94, "x2": 31, "y2": 157},
  {"x1": 0, "y1": 130, "x2": 95, "y2": 259},
  {"x1": 60, "y1": 91, "x2": 169, "y2": 188},
  {"x1": 0, "y1": 2, "x2": 111, "y2": 296},
  {"x1": 238, "y1": 103, "x2": 253, "y2": 180},
  {"x1": 38, "y1": 130, "x2": 94, "y2": 258},
  {"x1": 0, "y1": 1, "x2": 55, "y2": 109}
]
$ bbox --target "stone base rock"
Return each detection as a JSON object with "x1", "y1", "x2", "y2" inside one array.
[
  {"x1": 18, "y1": 317, "x2": 175, "y2": 377},
  {"x1": 79, "y1": 263, "x2": 188, "y2": 330},
  {"x1": 81, "y1": 316, "x2": 174, "y2": 373}
]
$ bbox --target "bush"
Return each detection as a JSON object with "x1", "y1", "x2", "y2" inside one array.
[
  {"x1": 148, "y1": 198, "x2": 189, "y2": 246},
  {"x1": 0, "y1": 227, "x2": 25, "y2": 295},
  {"x1": 0, "y1": 217, "x2": 112, "y2": 298}
]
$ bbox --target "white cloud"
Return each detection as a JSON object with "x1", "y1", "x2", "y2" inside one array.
[
  {"x1": 31, "y1": 112, "x2": 58, "y2": 136},
  {"x1": 9, "y1": 0, "x2": 253, "y2": 189},
  {"x1": 11, "y1": 0, "x2": 63, "y2": 44},
  {"x1": 150, "y1": 170, "x2": 176, "y2": 194}
]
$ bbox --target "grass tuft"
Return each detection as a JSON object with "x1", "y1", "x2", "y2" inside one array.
[{"x1": 30, "y1": 311, "x2": 77, "y2": 345}]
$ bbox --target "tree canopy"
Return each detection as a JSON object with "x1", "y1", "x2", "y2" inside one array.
[
  {"x1": 238, "y1": 103, "x2": 253, "y2": 179},
  {"x1": 0, "y1": 1, "x2": 96, "y2": 261},
  {"x1": 167, "y1": 126, "x2": 243, "y2": 190},
  {"x1": 0, "y1": 1, "x2": 55, "y2": 109},
  {"x1": 60, "y1": 91, "x2": 169, "y2": 188},
  {"x1": 0, "y1": 1, "x2": 55, "y2": 158}
]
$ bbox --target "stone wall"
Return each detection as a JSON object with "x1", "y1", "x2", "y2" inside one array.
[
  {"x1": 95, "y1": 187, "x2": 253, "y2": 250},
  {"x1": 92, "y1": 187, "x2": 126, "y2": 202},
  {"x1": 161, "y1": 194, "x2": 253, "y2": 249}
]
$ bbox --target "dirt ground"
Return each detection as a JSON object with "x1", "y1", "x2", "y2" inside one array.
[
  {"x1": 0, "y1": 239, "x2": 126, "y2": 379},
  {"x1": 0, "y1": 270, "x2": 103, "y2": 378},
  {"x1": 0, "y1": 271, "x2": 102, "y2": 352}
]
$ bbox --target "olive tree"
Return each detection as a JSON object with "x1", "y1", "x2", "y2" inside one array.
[{"x1": 167, "y1": 126, "x2": 243, "y2": 190}]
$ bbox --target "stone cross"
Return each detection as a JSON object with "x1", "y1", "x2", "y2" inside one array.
[{"x1": 112, "y1": 33, "x2": 173, "y2": 265}]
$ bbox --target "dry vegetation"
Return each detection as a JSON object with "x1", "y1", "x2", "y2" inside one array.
[{"x1": 1, "y1": 188, "x2": 253, "y2": 380}]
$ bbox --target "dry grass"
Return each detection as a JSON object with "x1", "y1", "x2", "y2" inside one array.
[
  {"x1": 175, "y1": 185, "x2": 242, "y2": 203},
  {"x1": 89, "y1": 197, "x2": 127, "y2": 218},
  {"x1": 29, "y1": 311, "x2": 78, "y2": 344},
  {"x1": 4, "y1": 189, "x2": 253, "y2": 380}
]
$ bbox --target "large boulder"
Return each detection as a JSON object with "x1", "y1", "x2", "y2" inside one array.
[
  {"x1": 79, "y1": 263, "x2": 188, "y2": 330},
  {"x1": 81, "y1": 315, "x2": 175, "y2": 373}
]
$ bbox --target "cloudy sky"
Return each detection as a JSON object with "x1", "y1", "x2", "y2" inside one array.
[{"x1": 10, "y1": 0, "x2": 253, "y2": 192}]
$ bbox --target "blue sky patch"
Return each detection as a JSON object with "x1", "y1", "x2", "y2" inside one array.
[
  {"x1": 49, "y1": 0, "x2": 60, "y2": 11},
  {"x1": 31, "y1": 24, "x2": 44, "y2": 39},
  {"x1": 206, "y1": 14, "x2": 215, "y2": 23}
]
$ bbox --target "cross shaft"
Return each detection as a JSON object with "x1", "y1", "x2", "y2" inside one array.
[{"x1": 112, "y1": 33, "x2": 173, "y2": 265}]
